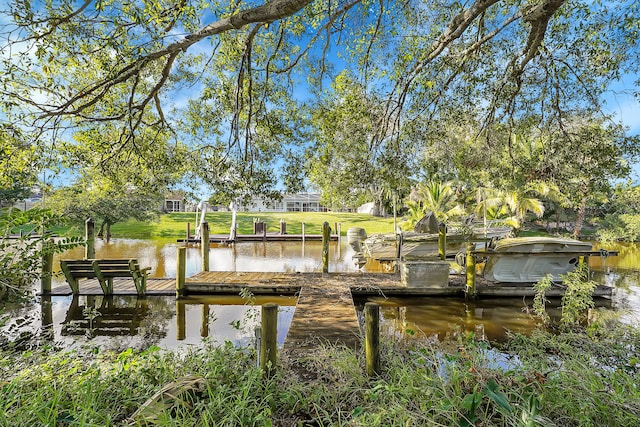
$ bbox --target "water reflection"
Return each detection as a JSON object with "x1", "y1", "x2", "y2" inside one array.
[
  {"x1": 5, "y1": 294, "x2": 295, "y2": 352},
  {"x1": 49, "y1": 238, "x2": 366, "y2": 284},
  {"x1": 3, "y1": 238, "x2": 640, "y2": 350},
  {"x1": 355, "y1": 296, "x2": 613, "y2": 342}
]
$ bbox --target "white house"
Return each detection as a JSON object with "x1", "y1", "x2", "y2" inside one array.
[{"x1": 237, "y1": 193, "x2": 329, "y2": 212}]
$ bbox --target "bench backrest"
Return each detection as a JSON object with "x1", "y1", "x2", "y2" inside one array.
[{"x1": 61, "y1": 259, "x2": 140, "y2": 274}]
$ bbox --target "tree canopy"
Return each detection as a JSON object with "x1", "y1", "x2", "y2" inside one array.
[{"x1": 1, "y1": 0, "x2": 639, "y2": 207}]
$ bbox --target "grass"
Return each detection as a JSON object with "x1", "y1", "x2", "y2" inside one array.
[
  {"x1": 2, "y1": 322, "x2": 639, "y2": 426},
  {"x1": 54, "y1": 211, "x2": 397, "y2": 238}
]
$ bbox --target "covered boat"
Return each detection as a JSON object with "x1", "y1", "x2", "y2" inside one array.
[{"x1": 481, "y1": 237, "x2": 592, "y2": 283}]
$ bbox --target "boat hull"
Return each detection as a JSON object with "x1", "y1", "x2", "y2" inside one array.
[{"x1": 482, "y1": 237, "x2": 592, "y2": 283}]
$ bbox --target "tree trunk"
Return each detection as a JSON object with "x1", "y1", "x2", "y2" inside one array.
[
  {"x1": 97, "y1": 222, "x2": 105, "y2": 237},
  {"x1": 573, "y1": 196, "x2": 587, "y2": 239}
]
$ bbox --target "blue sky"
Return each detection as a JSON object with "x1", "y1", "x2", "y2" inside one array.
[{"x1": 604, "y1": 74, "x2": 640, "y2": 181}]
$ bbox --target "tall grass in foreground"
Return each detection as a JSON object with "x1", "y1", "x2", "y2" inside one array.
[{"x1": 1, "y1": 323, "x2": 639, "y2": 426}]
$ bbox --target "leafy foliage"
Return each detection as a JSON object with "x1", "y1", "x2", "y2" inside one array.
[
  {"x1": 560, "y1": 263, "x2": 598, "y2": 326},
  {"x1": 306, "y1": 72, "x2": 415, "y2": 213},
  {"x1": 532, "y1": 274, "x2": 553, "y2": 325},
  {"x1": 0, "y1": 127, "x2": 38, "y2": 206},
  {"x1": 0, "y1": 208, "x2": 83, "y2": 301},
  {"x1": 1, "y1": 0, "x2": 638, "y2": 208}
]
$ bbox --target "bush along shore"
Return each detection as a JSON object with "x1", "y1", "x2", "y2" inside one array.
[{"x1": 1, "y1": 319, "x2": 639, "y2": 427}]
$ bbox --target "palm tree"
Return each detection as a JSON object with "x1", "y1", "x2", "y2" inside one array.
[
  {"x1": 476, "y1": 187, "x2": 544, "y2": 233},
  {"x1": 407, "y1": 181, "x2": 466, "y2": 226}
]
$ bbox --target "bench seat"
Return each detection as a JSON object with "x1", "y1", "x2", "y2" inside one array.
[{"x1": 60, "y1": 259, "x2": 150, "y2": 295}]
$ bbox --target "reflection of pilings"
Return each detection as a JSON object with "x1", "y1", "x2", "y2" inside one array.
[
  {"x1": 233, "y1": 243, "x2": 237, "y2": 272},
  {"x1": 176, "y1": 300, "x2": 186, "y2": 340},
  {"x1": 41, "y1": 294, "x2": 53, "y2": 336},
  {"x1": 201, "y1": 304, "x2": 210, "y2": 338}
]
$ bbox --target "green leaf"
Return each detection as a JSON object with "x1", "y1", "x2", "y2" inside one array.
[{"x1": 483, "y1": 379, "x2": 513, "y2": 414}]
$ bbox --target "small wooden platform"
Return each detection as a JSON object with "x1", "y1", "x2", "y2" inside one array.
[{"x1": 283, "y1": 282, "x2": 361, "y2": 359}]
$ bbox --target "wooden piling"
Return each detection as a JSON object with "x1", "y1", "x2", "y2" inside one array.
[
  {"x1": 465, "y1": 243, "x2": 476, "y2": 298},
  {"x1": 438, "y1": 223, "x2": 447, "y2": 261},
  {"x1": 85, "y1": 218, "x2": 95, "y2": 259},
  {"x1": 280, "y1": 219, "x2": 286, "y2": 235},
  {"x1": 41, "y1": 238, "x2": 54, "y2": 294},
  {"x1": 200, "y1": 222, "x2": 210, "y2": 271},
  {"x1": 396, "y1": 232, "x2": 404, "y2": 261},
  {"x1": 365, "y1": 302, "x2": 380, "y2": 376},
  {"x1": 260, "y1": 303, "x2": 278, "y2": 377},
  {"x1": 176, "y1": 246, "x2": 186, "y2": 297},
  {"x1": 322, "y1": 222, "x2": 331, "y2": 273},
  {"x1": 186, "y1": 223, "x2": 191, "y2": 241}
]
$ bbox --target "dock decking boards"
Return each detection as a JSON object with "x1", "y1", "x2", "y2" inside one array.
[
  {"x1": 283, "y1": 281, "x2": 361, "y2": 358},
  {"x1": 47, "y1": 271, "x2": 615, "y2": 298},
  {"x1": 48, "y1": 278, "x2": 176, "y2": 296}
]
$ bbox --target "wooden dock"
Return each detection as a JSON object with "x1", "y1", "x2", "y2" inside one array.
[
  {"x1": 48, "y1": 271, "x2": 615, "y2": 299},
  {"x1": 178, "y1": 233, "x2": 339, "y2": 244},
  {"x1": 46, "y1": 271, "x2": 615, "y2": 363},
  {"x1": 48, "y1": 278, "x2": 176, "y2": 296}
]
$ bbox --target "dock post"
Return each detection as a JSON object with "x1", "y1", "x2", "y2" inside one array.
[
  {"x1": 176, "y1": 246, "x2": 186, "y2": 297},
  {"x1": 337, "y1": 222, "x2": 342, "y2": 244},
  {"x1": 260, "y1": 303, "x2": 278, "y2": 377},
  {"x1": 200, "y1": 222, "x2": 210, "y2": 271},
  {"x1": 186, "y1": 223, "x2": 191, "y2": 242},
  {"x1": 365, "y1": 302, "x2": 381, "y2": 376},
  {"x1": 301, "y1": 223, "x2": 305, "y2": 244},
  {"x1": 85, "y1": 218, "x2": 95, "y2": 259},
  {"x1": 322, "y1": 222, "x2": 331, "y2": 273},
  {"x1": 280, "y1": 219, "x2": 286, "y2": 235},
  {"x1": 41, "y1": 238, "x2": 54, "y2": 294},
  {"x1": 465, "y1": 243, "x2": 476, "y2": 298},
  {"x1": 438, "y1": 223, "x2": 447, "y2": 261}
]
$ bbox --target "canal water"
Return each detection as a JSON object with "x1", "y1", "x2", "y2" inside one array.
[{"x1": 1, "y1": 238, "x2": 638, "y2": 351}]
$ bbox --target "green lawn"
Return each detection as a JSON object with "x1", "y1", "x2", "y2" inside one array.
[{"x1": 90, "y1": 211, "x2": 397, "y2": 238}]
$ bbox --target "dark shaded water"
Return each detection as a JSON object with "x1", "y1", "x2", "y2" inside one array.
[{"x1": 1, "y1": 239, "x2": 638, "y2": 350}]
